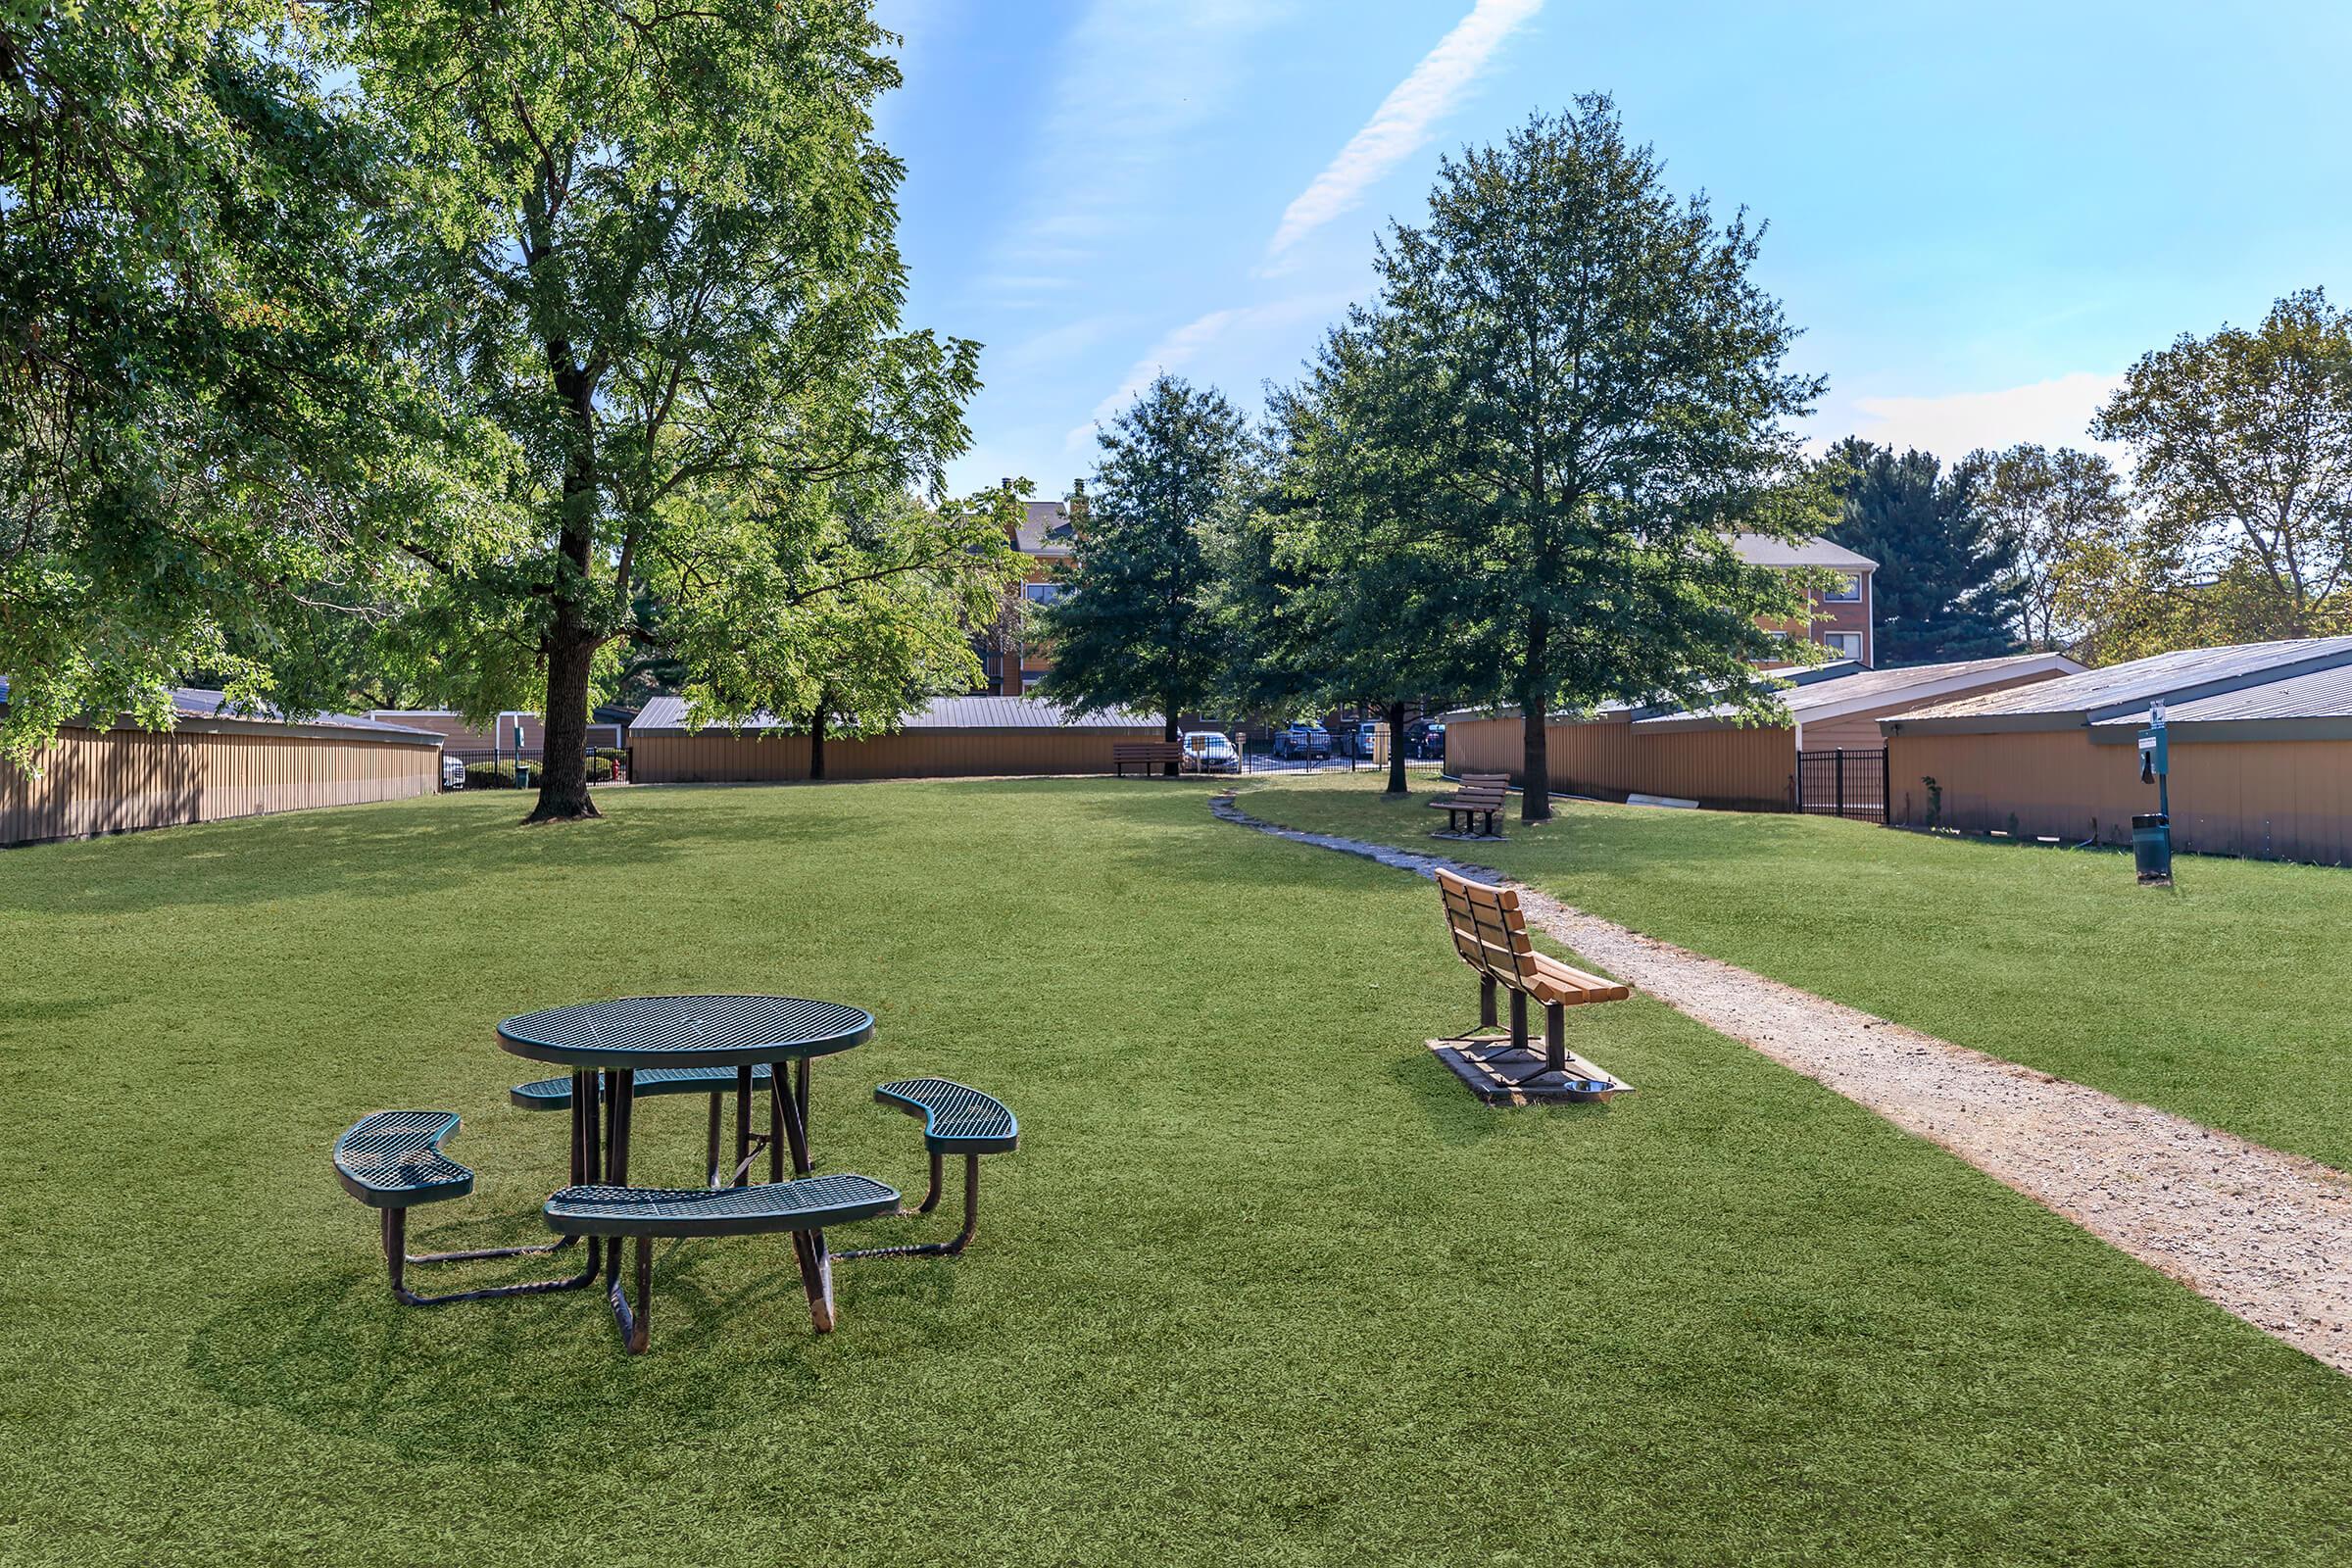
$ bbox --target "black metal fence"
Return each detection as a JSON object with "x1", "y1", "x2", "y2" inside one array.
[
  {"x1": 445, "y1": 748, "x2": 630, "y2": 787},
  {"x1": 1795, "y1": 748, "x2": 1887, "y2": 821}
]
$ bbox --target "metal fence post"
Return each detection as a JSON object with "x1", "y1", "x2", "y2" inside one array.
[{"x1": 1835, "y1": 748, "x2": 1845, "y2": 818}]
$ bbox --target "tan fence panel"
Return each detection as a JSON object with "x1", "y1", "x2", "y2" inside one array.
[
  {"x1": 1886, "y1": 729, "x2": 2352, "y2": 863},
  {"x1": 0, "y1": 726, "x2": 439, "y2": 848},
  {"x1": 1439, "y1": 713, "x2": 1793, "y2": 808},
  {"x1": 631, "y1": 726, "x2": 1162, "y2": 784}
]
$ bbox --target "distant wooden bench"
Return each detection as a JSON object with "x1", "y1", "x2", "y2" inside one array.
[
  {"x1": 1429, "y1": 771, "x2": 1510, "y2": 835},
  {"x1": 1112, "y1": 741, "x2": 1186, "y2": 777},
  {"x1": 1437, "y1": 869, "x2": 1632, "y2": 1086}
]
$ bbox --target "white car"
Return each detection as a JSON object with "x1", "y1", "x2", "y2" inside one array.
[
  {"x1": 1181, "y1": 731, "x2": 1240, "y2": 773},
  {"x1": 441, "y1": 755, "x2": 467, "y2": 790}
]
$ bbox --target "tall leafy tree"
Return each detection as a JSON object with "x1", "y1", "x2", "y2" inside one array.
[
  {"x1": 1242, "y1": 324, "x2": 1484, "y2": 795},
  {"x1": 1977, "y1": 443, "x2": 2131, "y2": 651},
  {"x1": 0, "y1": 2, "x2": 443, "y2": 755},
  {"x1": 1039, "y1": 375, "x2": 1252, "y2": 765},
  {"x1": 2093, "y1": 288, "x2": 2352, "y2": 640},
  {"x1": 356, "y1": 0, "x2": 980, "y2": 820},
  {"x1": 666, "y1": 483, "x2": 1022, "y2": 779},
  {"x1": 1355, "y1": 99, "x2": 1824, "y2": 822},
  {"x1": 1824, "y1": 438, "x2": 2021, "y2": 663}
]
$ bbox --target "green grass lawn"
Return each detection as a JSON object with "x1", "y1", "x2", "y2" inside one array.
[
  {"x1": 5, "y1": 778, "x2": 2350, "y2": 1566},
  {"x1": 1243, "y1": 770, "x2": 2352, "y2": 1176}
]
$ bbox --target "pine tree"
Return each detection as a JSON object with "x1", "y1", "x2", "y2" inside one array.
[
  {"x1": 1038, "y1": 376, "x2": 1252, "y2": 768},
  {"x1": 1825, "y1": 439, "x2": 2022, "y2": 663}
]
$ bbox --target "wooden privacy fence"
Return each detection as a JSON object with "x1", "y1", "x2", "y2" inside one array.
[
  {"x1": 1443, "y1": 713, "x2": 1793, "y2": 809},
  {"x1": 0, "y1": 725, "x2": 441, "y2": 848},
  {"x1": 630, "y1": 724, "x2": 1161, "y2": 783}
]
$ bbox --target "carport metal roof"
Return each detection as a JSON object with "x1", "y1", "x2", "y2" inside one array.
[{"x1": 1885, "y1": 637, "x2": 2352, "y2": 735}]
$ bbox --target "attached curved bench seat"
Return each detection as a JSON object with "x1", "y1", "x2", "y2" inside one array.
[
  {"x1": 841, "y1": 1079, "x2": 1020, "y2": 1262},
  {"x1": 544, "y1": 1173, "x2": 900, "y2": 1237},
  {"x1": 508, "y1": 1063, "x2": 774, "y2": 1110},
  {"x1": 545, "y1": 1173, "x2": 902, "y2": 1349},
  {"x1": 875, "y1": 1077, "x2": 1019, "y2": 1154},
  {"x1": 334, "y1": 1110, "x2": 474, "y2": 1208},
  {"x1": 513, "y1": 1063, "x2": 786, "y2": 1188},
  {"x1": 332, "y1": 1110, "x2": 596, "y2": 1307}
]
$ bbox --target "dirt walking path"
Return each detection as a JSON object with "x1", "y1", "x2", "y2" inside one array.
[{"x1": 1213, "y1": 794, "x2": 2352, "y2": 1374}]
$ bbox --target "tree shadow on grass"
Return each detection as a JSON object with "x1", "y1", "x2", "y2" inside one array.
[
  {"x1": 0, "y1": 794, "x2": 856, "y2": 918},
  {"x1": 185, "y1": 1236, "x2": 965, "y2": 1469}
]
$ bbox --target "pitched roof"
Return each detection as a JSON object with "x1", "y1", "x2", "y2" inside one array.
[
  {"x1": 2077, "y1": 661, "x2": 2352, "y2": 742},
  {"x1": 0, "y1": 679, "x2": 443, "y2": 743},
  {"x1": 631, "y1": 692, "x2": 1158, "y2": 735},
  {"x1": 1886, "y1": 637, "x2": 2352, "y2": 733},
  {"x1": 1631, "y1": 653, "x2": 2082, "y2": 732},
  {"x1": 1730, "y1": 532, "x2": 1877, "y2": 571},
  {"x1": 1015, "y1": 500, "x2": 1077, "y2": 556}
]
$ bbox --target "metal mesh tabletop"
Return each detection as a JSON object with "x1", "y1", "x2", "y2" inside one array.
[{"x1": 495, "y1": 995, "x2": 874, "y2": 1068}]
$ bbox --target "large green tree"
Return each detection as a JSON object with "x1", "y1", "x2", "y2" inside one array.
[
  {"x1": 2092, "y1": 288, "x2": 2352, "y2": 641},
  {"x1": 1038, "y1": 375, "x2": 1253, "y2": 764},
  {"x1": 356, "y1": 0, "x2": 980, "y2": 820},
  {"x1": 1977, "y1": 443, "x2": 2130, "y2": 651},
  {"x1": 1824, "y1": 438, "x2": 2021, "y2": 663},
  {"x1": 0, "y1": 2, "x2": 442, "y2": 755},
  {"x1": 667, "y1": 482, "x2": 1022, "y2": 778},
  {"x1": 1242, "y1": 323, "x2": 1484, "y2": 795},
  {"x1": 1355, "y1": 99, "x2": 1824, "y2": 822}
]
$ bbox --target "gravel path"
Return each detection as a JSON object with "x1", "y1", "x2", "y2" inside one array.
[{"x1": 1213, "y1": 794, "x2": 2352, "y2": 1374}]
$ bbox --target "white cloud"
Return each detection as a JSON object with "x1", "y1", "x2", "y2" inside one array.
[
  {"x1": 1264, "y1": 0, "x2": 1542, "y2": 264},
  {"x1": 1064, "y1": 295, "x2": 1349, "y2": 451},
  {"x1": 978, "y1": 1, "x2": 1286, "y2": 298},
  {"x1": 1837, "y1": 371, "x2": 2128, "y2": 461}
]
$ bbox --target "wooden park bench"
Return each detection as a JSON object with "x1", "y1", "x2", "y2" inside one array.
[
  {"x1": 1112, "y1": 741, "x2": 1186, "y2": 777},
  {"x1": 1429, "y1": 772, "x2": 1510, "y2": 836},
  {"x1": 1436, "y1": 869, "x2": 1633, "y2": 1095}
]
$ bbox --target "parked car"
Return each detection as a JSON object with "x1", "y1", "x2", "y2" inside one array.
[
  {"x1": 441, "y1": 755, "x2": 467, "y2": 790},
  {"x1": 1272, "y1": 719, "x2": 1332, "y2": 760},
  {"x1": 1413, "y1": 722, "x2": 1446, "y2": 760},
  {"x1": 1181, "y1": 731, "x2": 1240, "y2": 773},
  {"x1": 1339, "y1": 720, "x2": 1383, "y2": 758}
]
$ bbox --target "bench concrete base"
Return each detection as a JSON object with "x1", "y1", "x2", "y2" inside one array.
[{"x1": 1425, "y1": 1034, "x2": 1631, "y2": 1105}]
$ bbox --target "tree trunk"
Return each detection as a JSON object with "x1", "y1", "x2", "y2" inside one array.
[
  {"x1": 528, "y1": 635, "x2": 600, "y2": 822},
  {"x1": 1385, "y1": 698, "x2": 1408, "y2": 795},
  {"x1": 527, "y1": 339, "x2": 603, "y2": 823},
  {"x1": 1519, "y1": 612, "x2": 1551, "y2": 822},
  {"x1": 808, "y1": 702, "x2": 828, "y2": 781},
  {"x1": 1162, "y1": 700, "x2": 1180, "y2": 776}
]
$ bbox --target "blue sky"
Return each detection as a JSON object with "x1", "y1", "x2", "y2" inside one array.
[{"x1": 873, "y1": 0, "x2": 2352, "y2": 497}]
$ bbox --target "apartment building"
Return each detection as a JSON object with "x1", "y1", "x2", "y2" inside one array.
[{"x1": 1733, "y1": 532, "x2": 1878, "y2": 665}]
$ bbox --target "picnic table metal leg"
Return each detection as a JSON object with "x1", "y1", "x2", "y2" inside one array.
[
  {"x1": 838, "y1": 1153, "x2": 981, "y2": 1260},
  {"x1": 707, "y1": 1093, "x2": 723, "y2": 1189},
  {"x1": 772, "y1": 1066, "x2": 813, "y2": 1176},
  {"x1": 770, "y1": 1079, "x2": 785, "y2": 1183},
  {"x1": 734, "y1": 1065, "x2": 753, "y2": 1187},
  {"x1": 606, "y1": 1235, "x2": 653, "y2": 1354},
  {"x1": 792, "y1": 1229, "x2": 836, "y2": 1333}
]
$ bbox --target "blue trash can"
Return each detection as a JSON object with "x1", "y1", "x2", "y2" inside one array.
[{"x1": 2132, "y1": 811, "x2": 2172, "y2": 883}]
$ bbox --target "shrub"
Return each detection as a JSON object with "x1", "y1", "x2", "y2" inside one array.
[{"x1": 462, "y1": 757, "x2": 615, "y2": 789}]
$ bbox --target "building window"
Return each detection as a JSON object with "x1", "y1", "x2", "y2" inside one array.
[
  {"x1": 1022, "y1": 581, "x2": 1062, "y2": 606},
  {"x1": 1823, "y1": 572, "x2": 1862, "y2": 603},
  {"x1": 1022, "y1": 670, "x2": 1051, "y2": 690},
  {"x1": 1821, "y1": 632, "x2": 1864, "y2": 661}
]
